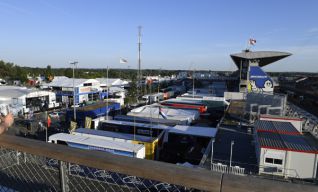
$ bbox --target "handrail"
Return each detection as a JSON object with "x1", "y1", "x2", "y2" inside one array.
[
  {"x1": 0, "y1": 134, "x2": 221, "y2": 191},
  {"x1": 0, "y1": 134, "x2": 317, "y2": 192}
]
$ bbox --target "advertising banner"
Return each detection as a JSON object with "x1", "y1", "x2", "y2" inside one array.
[{"x1": 248, "y1": 66, "x2": 273, "y2": 93}]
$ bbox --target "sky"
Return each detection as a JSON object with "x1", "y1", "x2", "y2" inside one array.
[{"x1": 0, "y1": 0, "x2": 317, "y2": 72}]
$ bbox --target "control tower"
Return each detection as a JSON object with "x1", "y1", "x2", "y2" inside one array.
[{"x1": 230, "y1": 50, "x2": 291, "y2": 93}]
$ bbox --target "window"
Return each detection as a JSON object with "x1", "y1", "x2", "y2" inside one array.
[
  {"x1": 265, "y1": 158, "x2": 273, "y2": 164},
  {"x1": 57, "y1": 140, "x2": 67, "y2": 145},
  {"x1": 83, "y1": 83, "x2": 92, "y2": 86},
  {"x1": 274, "y1": 159, "x2": 283, "y2": 165},
  {"x1": 265, "y1": 158, "x2": 283, "y2": 165}
]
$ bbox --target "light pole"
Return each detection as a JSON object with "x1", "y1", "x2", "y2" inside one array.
[
  {"x1": 106, "y1": 66, "x2": 109, "y2": 121},
  {"x1": 192, "y1": 68, "x2": 195, "y2": 98},
  {"x1": 45, "y1": 111, "x2": 48, "y2": 143},
  {"x1": 70, "y1": 61, "x2": 78, "y2": 121},
  {"x1": 230, "y1": 140, "x2": 234, "y2": 167},
  {"x1": 211, "y1": 138, "x2": 215, "y2": 170}
]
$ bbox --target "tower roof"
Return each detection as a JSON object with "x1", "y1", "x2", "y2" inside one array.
[{"x1": 230, "y1": 50, "x2": 292, "y2": 68}]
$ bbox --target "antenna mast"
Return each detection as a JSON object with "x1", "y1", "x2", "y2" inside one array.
[{"x1": 137, "y1": 26, "x2": 142, "y2": 99}]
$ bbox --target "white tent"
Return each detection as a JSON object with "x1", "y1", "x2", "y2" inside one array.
[
  {"x1": 96, "y1": 78, "x2": 129, "y2": 87},
  {"x1": 127, "y1": 104, "x2": 200, "y2": 124},
  {"x1": 0, "y1": 86, "x2": 58, "y2": 115}
]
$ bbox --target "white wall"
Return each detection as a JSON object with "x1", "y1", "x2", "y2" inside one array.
[
  {"x1": 224, "y1": 92, "x2": 245, "y2": 100},
  {"x1": 259, "y1": 147, "x2": 317, "y2": 179},
  {"x1": 286, "y1": 151, "x2": 317, "y2": 179},
  {"x1": 259, "y1": 148, "x2": 286, "y2": 177}
]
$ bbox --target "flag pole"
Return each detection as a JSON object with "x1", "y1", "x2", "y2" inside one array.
[{"x1": 45, "y1": 111, "x2": 48, "y2": 142}]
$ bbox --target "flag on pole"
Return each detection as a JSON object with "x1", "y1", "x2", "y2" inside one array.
[
  {"x1": 119, "y1": 58, "x2": 128, "y2": 64},
  {"x1": 249, "y1": 38, "x2": 256, "y2": 46}
]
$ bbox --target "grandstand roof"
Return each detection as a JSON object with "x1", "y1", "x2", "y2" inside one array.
[{"x1": 230, "y1": 50, "x2": 292, "y2": 68}]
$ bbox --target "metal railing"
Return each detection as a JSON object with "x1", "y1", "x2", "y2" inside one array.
[
  {"x1": 0, "y1": 135, "x2": 317, "y2": 192},
  {"x1": 206, "y1": 157, "x2": 309, "y2": 182},
  {"x1": 211, "y1": 163, "x2": 245, "y2": 176},
  {"x1": 286, "y1": 102, "x2": 318, "y2": 139}
]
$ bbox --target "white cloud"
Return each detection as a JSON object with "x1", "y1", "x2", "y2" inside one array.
[
  {"x1": 308, "y1": 27, "x2": 318, "y2": 33},
  {"x1": 263, "y1": 45, "x2": 318, "y2": 72}
]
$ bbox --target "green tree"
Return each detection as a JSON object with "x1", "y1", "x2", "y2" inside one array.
[
  {"x1": 15, "y1": 66, "x2": 28, "y2": 82},
  {"x1": 125, "y1": 77, "x2": 138, "y2": 104},
  {"x1": 45, "y1": 65, "x2": 53, "y2": 81},
  {"x1": 64, "y1": 68, "x2": 73, "y2": 78}
]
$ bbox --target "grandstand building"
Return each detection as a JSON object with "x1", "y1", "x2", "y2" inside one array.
[{"x1": 230, "y1": 50, "x2": 291, "y2": 93}]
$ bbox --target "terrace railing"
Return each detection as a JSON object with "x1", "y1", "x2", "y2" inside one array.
[{"x1": 0, "y1": 135, "x2": 316, "y2": 192}]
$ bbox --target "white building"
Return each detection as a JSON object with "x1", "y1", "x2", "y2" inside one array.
[
  {"x1": 0, "y1": 86, "x2": 58, "y2": 115},
  {"x1": 95, "y1": 78, "x2": 128, "y2": 106},
  {"x1": 96, "y1": 78, "x2": 129, "y2": 88},
  {"x1": 43, "y1": 77, "x2": 101, "y2": 105},
  {"x1": 254, "y1": 120, "x2": 318, "y2": 179},
  {"x1": 106, "y1": 87, "x2": 126, "y2": 106},
  {"x1": 177, "y1": 72, "x2": 188, "y2": 79}
]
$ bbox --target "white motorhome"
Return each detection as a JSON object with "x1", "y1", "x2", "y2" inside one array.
[{"x1": 142, "y1": 93, "x2": 164, "y2": 104}]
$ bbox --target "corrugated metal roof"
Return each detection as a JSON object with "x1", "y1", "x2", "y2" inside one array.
[
  {"x1": 114, "y1": 115, "x2": 183, "y2": 126},
  {"x1": 260, "y1": 114, "x2": 302, "y2": 121},
  {"x1": 170, "y1": 125, "x2": 217, "y2": 138},
  {"x1": 257, "y1": 132, "x2": 317, "y2": 154},
  {"x1": 280, "y1": 134, "x2": 315, "y2": 153},
  {"x1": 257, "y1": 132, "x2": 284, "y2": 149},
  {"x1": 254, "y1": 120, "x2": 300, "y2": 135},
  {"x1": 101, "y1": 120, "x2": 171, "y2": 130},
  {"x1": 49, "y1": 133, "x2": 144, "y2": 152},
  {"x1": 74, "y1": 128, "x2": 156, "y2": 142}
]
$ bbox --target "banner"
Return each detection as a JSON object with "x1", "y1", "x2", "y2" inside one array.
[
  {"x1": 85, "y1": 117, "x2": 92, "y2": 129},
  {"x1": 248, "y1": 66, "x2": 273, "y2": 93},
  {"x1": 70, "y1": 121, "x2": 77, "y2": 133}
]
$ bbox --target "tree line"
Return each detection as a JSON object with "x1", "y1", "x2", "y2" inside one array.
[{"x1": 0, "y1": 60, "x2": 179, "y2": 83}]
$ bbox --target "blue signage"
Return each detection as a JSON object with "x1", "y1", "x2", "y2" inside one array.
[{"x1": 248, "y1": 66, "x2": 273, "y2": 93}]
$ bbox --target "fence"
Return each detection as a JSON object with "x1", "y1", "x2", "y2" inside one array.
[
  {"x1": 286, "y1": 103, "x2": 318, "y2": 139},
  {"x1": 211, "y1": 163, "x2": 245, "y2": 176},
  {"x1": 207, "y1": 158, "x2": 313, "y2": 184},
  {"x1": 246, "y1": 93, "x2": 287, "y2": 122},
  {"x1": 0, "y1": 135, "x2": 317, "y2": 192}
]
